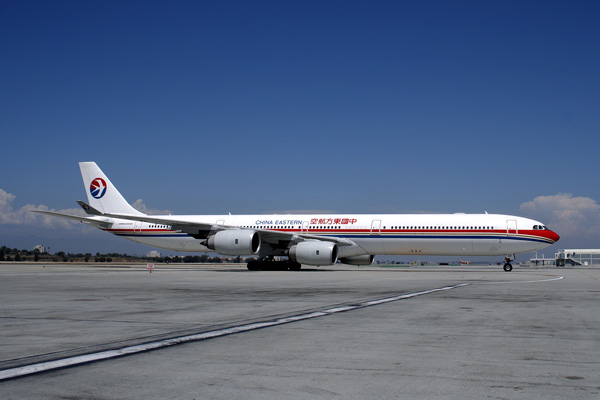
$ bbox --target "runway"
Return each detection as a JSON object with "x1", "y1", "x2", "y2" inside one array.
[{"x1": 1, "y1": 263, "x2": 599, "y2": 399}]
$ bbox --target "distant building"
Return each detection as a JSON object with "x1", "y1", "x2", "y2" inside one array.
[
  {"x1": 555, "y1": 249, "x2": 600, "y2": 266},
  {"x1": 34, "y1": 245, "x2": 45, "y2": 253},
  {"x1": 146, "y1": 250, "x2": 161, "y2": 258}
]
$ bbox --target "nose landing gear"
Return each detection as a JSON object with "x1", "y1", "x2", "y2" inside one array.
[{"x1": 503, "y1": 255, "x2": 515, "y2": 272}]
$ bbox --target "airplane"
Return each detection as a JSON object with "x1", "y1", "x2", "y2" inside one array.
[
  {"x1": 33, "y1": 162, "x2": 560, "y2": 272},
  {"x1": 459, "y1": 259, "x2": 472, "y2": 265}
]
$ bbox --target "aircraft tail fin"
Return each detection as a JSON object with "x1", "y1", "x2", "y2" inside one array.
[{"x1": 79, "y1": 162, "x2": 145, "y2": 216}]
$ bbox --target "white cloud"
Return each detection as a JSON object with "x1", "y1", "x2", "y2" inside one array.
[
  {"x1": 520, "y1": 193, "x2": 600, "y2": 238},
  {"x1": 0, "y1": 189, "x2": 19, "y2": 223},
  {"x1": 0, "y1": 187, "x2": 83, "y2": 229},
  {"x1": 131, "y1": 199, "x2": 171, "y2": 215},
  {"x1": 0, "y1": 188, "x2": 171, "y2": 231}
]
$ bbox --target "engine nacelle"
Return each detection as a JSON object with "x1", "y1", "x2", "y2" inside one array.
[
  {"x1": 339, "y1": 255, "x2": 374, "y2": 265},
  {"x1": 289, "y1": 241, "x2": 338, "y2": 266},
  {"x1": 206, "y1": 230, "x2": 260, "y2": 255}
]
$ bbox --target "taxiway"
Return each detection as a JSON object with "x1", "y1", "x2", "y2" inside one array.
[{"x1": 0, "y1": 263, "x2": 598, "y2": 399}]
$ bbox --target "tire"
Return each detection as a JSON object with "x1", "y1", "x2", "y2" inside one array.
[{"x1": 288, "y1": 261, "x2": 302, "y2": 271}]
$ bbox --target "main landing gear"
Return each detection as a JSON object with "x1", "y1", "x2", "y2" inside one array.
[
  {"x1": 247, "y1": 258, "x2": 302, "y2": 271},
  {"x1": 503, "y1": 255, "x2": 515, "y2": 272}
]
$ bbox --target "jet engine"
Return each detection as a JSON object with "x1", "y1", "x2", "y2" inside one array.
[
  {"x1": 206, "y1": 230, "x2": 260, "y2": 255},
  {"x1": 339, "y1": 255, "x2": 374, "y2": 265},
  {"x1": 289, "y1": 241, "x2": 338, "y2": 266}
]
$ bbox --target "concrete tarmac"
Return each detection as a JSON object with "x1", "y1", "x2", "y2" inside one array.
[{"x1": 0, "y1": 263, "x2": 599, "y2": 399}]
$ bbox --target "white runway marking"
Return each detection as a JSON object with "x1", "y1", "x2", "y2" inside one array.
[
  {"x1": 477, "y1": 275, "x2": 565, "y2": 285},
  {"x1": 0, "y1": 283, "x2": 467, "y2": 381}
]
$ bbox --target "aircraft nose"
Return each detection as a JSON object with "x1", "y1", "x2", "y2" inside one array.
[{"x1": 549, "y1": 230, "x2": 560, "y2": 243}]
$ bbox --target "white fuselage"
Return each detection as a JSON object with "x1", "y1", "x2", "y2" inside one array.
[{"x1": 102, "y1": 212, "x2": 559, "y2": 257}]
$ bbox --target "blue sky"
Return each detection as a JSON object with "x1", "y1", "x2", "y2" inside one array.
[{"x1": 1, "y1": 1, "x2": 599, "y2": 258}]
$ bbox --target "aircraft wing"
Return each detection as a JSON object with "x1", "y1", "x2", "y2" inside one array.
[
  {"x1": 101, "y1": 212, "x2": 355, "y2": 246},
  {"x1": 101, "y1": 212, "x2": 218, "y2": 232}
]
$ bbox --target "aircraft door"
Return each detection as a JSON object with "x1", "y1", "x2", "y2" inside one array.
[
  {"x1": 370, "y1": 219, "x2": 382, "y2": 235},
  {"x1": 134, "y1": 221, "x2": 142, "y2": 232},
  {"x1": 506, "y1": 219, "x2": 518, "y2": 236},
  {"x1": 302, "y1": 221, "x2": 309, "y2": 233}
]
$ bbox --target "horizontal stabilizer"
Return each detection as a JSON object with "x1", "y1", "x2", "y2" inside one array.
[
  {"x1": 77, "y1": 200, "x2": 102, "y2": 215},
  {"x1": 30, "y1": 209, "x2": 113, "y2": 229}
]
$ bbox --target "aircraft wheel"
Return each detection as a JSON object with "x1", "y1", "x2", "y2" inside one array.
[
  {"x1": 503, "y1": 263, "x2": 513, "y2": 272},
  {"x1": 248, "y1": 260, "x2": 302, "y2": 271},
  {"x1": 247, "y1": 260, "x2": 260, "y2": 271},
  {"x1": 288, "y1": 261, "x2": 302, "y2": 271}
]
